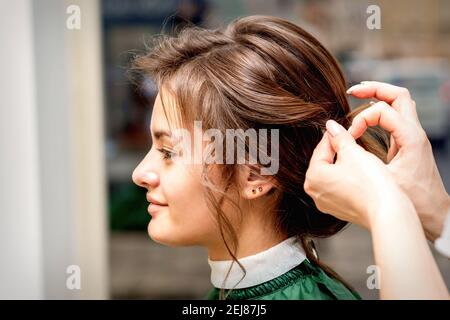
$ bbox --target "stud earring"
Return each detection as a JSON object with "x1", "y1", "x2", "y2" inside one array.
[
  {"x1": 252, "y1": 189, "x2": 256, "y2": 194},
  {"x1": 258, "y1": 186, "x2": 263, "y2": 192}
]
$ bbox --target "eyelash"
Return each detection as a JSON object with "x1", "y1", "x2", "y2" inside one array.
[{"x1": 156, "y1": 148, "x2": 177, "y2": 161}]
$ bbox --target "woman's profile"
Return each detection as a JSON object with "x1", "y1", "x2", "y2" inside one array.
[{"x1": 131, "y1": 15, "x2": 388, "y2": 300}]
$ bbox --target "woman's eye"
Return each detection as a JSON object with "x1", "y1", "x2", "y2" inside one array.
[{"x1": 157, "y1": 148, "x2": 177, "y2": 160}]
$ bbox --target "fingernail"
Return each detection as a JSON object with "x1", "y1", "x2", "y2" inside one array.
[
  {"x1": 326, "y1": 120, "x2": 344, "y2": 137},
  {"x1": 346, "y1": 84, "x2": 362, "y2": 94},
  {"x1": 348, "y1": 125, "x2": 353, "y2": 135}
]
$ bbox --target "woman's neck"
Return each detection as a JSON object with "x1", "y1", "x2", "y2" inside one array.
[{"x1": 207, "y1": 213, "x2": 287, "y2": 261}]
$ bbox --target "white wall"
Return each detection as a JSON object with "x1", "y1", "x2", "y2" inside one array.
[
  {"x1": 0, "y1": 0, "x2": 108, "y2": 299},
  {"x1": 0, "y1": 0, "x2": 44, "y2": 299}
]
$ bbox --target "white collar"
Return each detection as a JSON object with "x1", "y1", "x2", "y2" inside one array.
[{"x1": 207, "y1": 236, "x2": 307, "y2": 289}]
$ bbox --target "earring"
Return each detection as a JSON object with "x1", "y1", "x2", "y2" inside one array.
[
  {"x1": 258, "y1": 186, "x2": 263, "y2": 192},
  {"x1": 252, "y1": 189, "x2": 256, "y2": 194}
]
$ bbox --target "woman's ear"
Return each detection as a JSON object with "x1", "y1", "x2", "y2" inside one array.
[{"x1": 239, "y1": 165, "x2": 276, "y2": 200}]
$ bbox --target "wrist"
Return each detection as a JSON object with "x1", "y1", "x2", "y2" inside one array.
[
  {"x1": 367, "y1": 186, "x2": 416, "y2": 231},
  {"x1": 425, "y1": 193, "x2": 450, "y2": 242}
]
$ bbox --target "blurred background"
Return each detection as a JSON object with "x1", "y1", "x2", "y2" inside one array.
[{"x1": 1, "y1": 0, "x2": 449, "y2": 299}]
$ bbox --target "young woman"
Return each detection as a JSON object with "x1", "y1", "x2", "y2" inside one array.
[{"x1": 131, "y1": 15, "x2": 388, "y2": 300}]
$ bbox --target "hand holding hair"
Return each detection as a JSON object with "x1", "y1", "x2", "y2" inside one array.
[
  {"x1": 305, "y1": 119, "x2": 449, "y2": 299},
  {"x1": 347, "y1": 81, "x2": 450, "y2": 243}
]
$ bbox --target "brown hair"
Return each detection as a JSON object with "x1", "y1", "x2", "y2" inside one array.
[{"x1": 132, "y1": 15, "x2": 388, "y2": 299}]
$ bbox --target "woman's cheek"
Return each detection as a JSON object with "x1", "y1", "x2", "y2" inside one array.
[{"x1": 164, "y1": 163, "x2": 202, "y2": 209}]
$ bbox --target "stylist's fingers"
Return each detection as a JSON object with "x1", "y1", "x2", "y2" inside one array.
[
  {"x1": 326, "y1": 120, "x2": 358, "y2": 156},
  {"x1": 350, "y1": 101, "x2": 413, "y2": 149},
  {"x1": 388, "y1": 135, "x2": 399, "y2": 163},
  {"x1": 309, "y1": 131, "x2": 335, "y2": 165},
  {"x1": 305, "y1": 131, "x2": 335, "y2": 195},
  {"x1": 347, "y1": 81, "x2": 420, "y2": 124}
]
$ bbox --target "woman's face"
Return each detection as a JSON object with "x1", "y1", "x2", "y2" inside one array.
[{"x1": 132, "y1": 91, "x2": 223, "y2": 247}]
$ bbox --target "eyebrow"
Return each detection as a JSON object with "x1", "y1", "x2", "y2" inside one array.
[{"x1": 153, "y1": 129, "x2": 173, "y2": 141}]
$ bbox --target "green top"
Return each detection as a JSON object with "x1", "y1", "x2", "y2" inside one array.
[{"x1": 205, "y1": 260, "x2": 361, "y2": 300}]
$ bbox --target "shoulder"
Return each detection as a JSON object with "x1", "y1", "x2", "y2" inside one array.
[{"x1": 205, "y1": 260, "x2": 361, "y2": 300}]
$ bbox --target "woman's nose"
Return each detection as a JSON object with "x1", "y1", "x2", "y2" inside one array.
[{"x1": 132, "y1": 165, "x2": 159, "y2": 189}]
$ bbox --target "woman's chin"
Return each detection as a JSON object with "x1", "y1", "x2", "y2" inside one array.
[
  {"x1": 147, "y1": 223, "x2": 201, "y2": 247},
  {"x1": 147, "y1": 223, "x2": 177, "y2": 247},
  {"x1": 147, "y1": 222, "x2": 164, "y2": 243}
]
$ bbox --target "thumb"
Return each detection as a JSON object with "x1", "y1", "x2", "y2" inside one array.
[
  {"x1": 326, "y1": 120, "x2": 357, "y2": 153},
  {"x1": 309, "y1": 131, "x2": 336, "y2": 165}
]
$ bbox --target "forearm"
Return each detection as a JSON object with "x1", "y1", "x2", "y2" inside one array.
[{"x1": 369, "y1": 191, "x2": 449, "y2": 299}]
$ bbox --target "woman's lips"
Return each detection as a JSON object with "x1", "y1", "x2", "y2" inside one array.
[
  {"x1": 146, "y1": 193, "x2": 168, "y2": 206},
  {"x1": 146, "y1": 194, "x2": 168, "y2": 216},
  {"x1": 147, "y1": 203, "x2": 168, "y2": 216}
]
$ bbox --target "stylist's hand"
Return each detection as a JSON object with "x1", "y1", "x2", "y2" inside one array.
[
  {"x1": 304, "y1": 120, "x2": 410, "y2": 230},
  {"x1": 347, "y1": 81, "x2": 450, "y2": 241},
  {"x1": 305, "y1": 122, "x2": 450, "y2": 300}
]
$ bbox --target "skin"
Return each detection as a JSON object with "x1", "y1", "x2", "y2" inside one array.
[
  {"x1": 132, "y1": 89, "x2": 284, "y2": 261},
  {"x1": 304, "y1": 80, "x2": 450, "y2": 299},
  {"x1": 348, "y1": 81, "x2": 450, "y2": 241}
]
